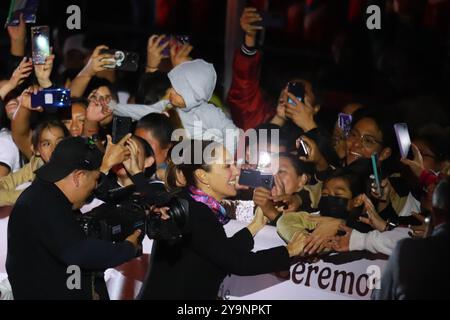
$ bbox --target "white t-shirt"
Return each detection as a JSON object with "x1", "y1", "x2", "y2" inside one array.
[{"x1": 0, "y1": 128, "x2": 21, "y2": 173}]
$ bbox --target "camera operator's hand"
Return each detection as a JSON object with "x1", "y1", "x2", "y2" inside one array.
[
  {"x1": 400, "y1": 144, "x2": 425, "y2": 178},
  {"x1": 123, "y1": 138, "x2": 144, "y2": 176},
  {"x1": 150, "y1": 206, "x2": 171, "y2": 220},
  {"x1": 34, "y1": 54, "x2": 55, "y2": 88},
  {"x1": 285, "y1": 92, "x2": 318, "y2": 133},
  {"x1": 146, "y1": 35, "x2": 170, "y2": 72},
  {"x1": 240, "y1": 7, "x2": 263, "y2": 47},
  {"x1": 125, "y1": 229, "x2": 142, "y2": 251},
  {"x1": 82, "y1": 45, "x2": 113, "y2": 77},
  {"x1": 170, "y1": 43, "x2": 193, "y2": 68},
  {"x1": 253, "y1": 187, "x2": 279, "y2": 222},
  {"x1": 100, "y1": 134, "x2": 132, "y2": 174},
  {"x1": 298, "y1": 136, "x2": 329, "y2": 172}
]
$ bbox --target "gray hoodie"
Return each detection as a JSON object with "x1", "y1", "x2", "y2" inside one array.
[{"x1": 113, "y1": 59, "x2": 238, "y2": 153}]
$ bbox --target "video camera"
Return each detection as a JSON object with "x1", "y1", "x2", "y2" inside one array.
[{"x1": 76, "y1": 185, "x2": 190, "y2": 243}]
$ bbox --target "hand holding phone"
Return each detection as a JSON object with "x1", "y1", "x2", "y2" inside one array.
[
  {"x1": 239, "y1": 169, "x2": 274, "y2": 190},
  {"x1": 287, "y1": 81, "x2": 305, "y2": 105}
]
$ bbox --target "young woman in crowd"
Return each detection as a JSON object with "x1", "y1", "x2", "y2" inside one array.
[{"x1": 0, "y1": 119, "x2": 69, "y2": 206}]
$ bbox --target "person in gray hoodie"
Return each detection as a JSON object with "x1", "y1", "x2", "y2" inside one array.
[{"x1": 113, "y1": 59, "x2": 239, "y2": 154}]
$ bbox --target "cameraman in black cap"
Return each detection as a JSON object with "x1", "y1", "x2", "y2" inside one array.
[{"x1": 6, "y1": 136, "x2": 142, "y2": 300}]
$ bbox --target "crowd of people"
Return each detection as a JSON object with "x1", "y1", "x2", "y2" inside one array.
[{"x1": 0, "y1": 1, "x2": 450, "y2": 300}]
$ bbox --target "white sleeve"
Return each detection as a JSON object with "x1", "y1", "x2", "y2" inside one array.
[
  {"x1": 0, "y1": 132, "x2": 20, "y2": 172},
  {"x1": 349, "y1": 227, "x2": 410, "y2": 255},
  {"x1": 202, "y1": 106, "x2": 239, "y2": 155},
  {"x1": 112, "y1": 100, "x2": 168, "y2": 121}
]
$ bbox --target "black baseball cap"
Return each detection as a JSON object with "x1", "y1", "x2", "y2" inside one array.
[{"x1": 35, "y1": 136, "x2": 104, "y2": 183}]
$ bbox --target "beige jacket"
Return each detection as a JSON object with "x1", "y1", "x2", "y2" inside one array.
[{"x1": 0, "y1": 156, "x2": 44, "y2": 206}]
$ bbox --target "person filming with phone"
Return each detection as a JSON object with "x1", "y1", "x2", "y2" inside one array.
[{"x1": 6, "y1": 136, "x2": 142, "y2": 300}]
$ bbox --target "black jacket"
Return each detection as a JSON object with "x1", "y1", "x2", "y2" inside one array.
[
  {"x1": 6, "y1": 178, "x2": 137, "y2": 300},
  {"x1": 373, "y1": 223, "x2": 450, "y2": 300},
  {"x1": 140, "y1": 190, "x2": 291, "y2": 300}
]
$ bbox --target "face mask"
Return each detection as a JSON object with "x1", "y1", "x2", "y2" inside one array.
[{"x1": 318, "y1": 196, "x2": 349, "y2": 220}]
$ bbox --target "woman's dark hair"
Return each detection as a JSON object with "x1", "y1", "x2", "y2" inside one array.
[
  {"x1": 414, "y1": 123, "x2": 450, "y2": 163},
  {"x1": 166, "y1": 140, "x2": 219, "y2": 190},
  {"x1": 135, "y1": 71, "x2": 171, "y2": 105},
  {"x1": 136, "y1": 113, "x2": 174, "y2": 149},
  {"x1": 71, "y1": 97, "x2": 89, "y2": 108},
  {"x1": 31, "y1": 119, "x2": 70, "y2": 149},
  {"x1": 278, "y1": 152, "x2": 314, "y2": 177},
  {"x1": 85, "y1": 77, "x2": 119, "y2": 102},
  {"x1": 325, "y1": 167, "x2": 366, "y2": 198}
]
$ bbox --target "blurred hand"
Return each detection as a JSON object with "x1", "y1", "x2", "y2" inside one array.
[
  {"x1": 5, "y1": 57, "x2": 33, "y2": 91},
  {"x1": 297, "y1": 136, "x2": 328, "y2": 172},
  {"x1": 252, "y1": 205, "x2": 269, "y2": 227},
  {"x1": 304, "y1": 215, "x2": 342, "y2": 255},
  {"x1": 170, "y1": 43, "x2": 193, "y2": 68},
  {"x1": 17, "y1": 86, "x2": 44, "y2": 112},
  {"x1": 272, "y1": 194, "x2": 303, "y2": 213},
  {"x1": 400, "y1": 144, "x2": 425, "y2": 178},
  {"x1": 409, "y1": 212, "x2": 428, "y2": 238},
  {"x1": 253, "y1": 187, "x2": 275, "y2": 213},
  {"x1": 325, "y1": 224, "x2": 353, "y2": 252},
  {"x1": 356, "y1": 194, "x2": 387, "y2": 232},
  {"x1": 370, "y1": 178, "x2": 392, "y2": 211},
  {"x1": 286, "y1": 231, "x2": 308, "y2": 257},
  {"x1": 285, "y1": 92, "x2": 317, "y2": 132},
  {"x1": 7, "y1": 13, "x2": 26, "y2": 42},
  {"x1": 240, "y1": 7, "x2": 263, "y2": 39},
  {"x1": 146, "y1": 34, "x2": 170, "y2": 71},
  {"x1": 125, "y1": 229, "x2": 142, "y2": 250},
  {"x1": 101, "y1": 134, "x2": 132, "y2": 173},
  {"x1": 83, "y1": 45, "x2": 113, "y2": 77},
  {"x1": 123, "y1": 138, "x2": 144, "y2": 176},
  {"x1": 34, "y1": 54, "x2": 55, "y2": 88},
  {"x1": 86, "y1": 98, "x2": 112, "y2": 123}
]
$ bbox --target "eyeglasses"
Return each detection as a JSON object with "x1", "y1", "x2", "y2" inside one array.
[{"x1": 347, "y1": 130, "x2": 382, "y2": 149}]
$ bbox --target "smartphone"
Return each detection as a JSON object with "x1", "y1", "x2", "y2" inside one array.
[
  {"x1": 254, "y1": 12, "x2": 285, "y2": 29},
  {"x1": 99, "y1": 49, "x2": 139, "y2": 72},
  {"x1": 31, "y1": 25, "x2": 50, "y2": 65},
  {"x1": 338, "y1": 113, "x2": 353, "y2": 136},
  {"x1": 371, "y1": 153, "x2": 382, "y2": 196},
  {"x1": 161, "y1": 35, "x2": 190, "y2": 57},
  {"x1": 297, "y1": 138, "x2": 309, "y2": 157},
  {"x1": 31, "y1": 88, "x2": 71, "y2": 109},
  {"x1": 394, "y1": 123, "x2": 414, "y2": 160},
  {"x1": 287, "y1": 81, "x2": 305, "y2": 105},
  {"x1": 5, "y1": 0, "x2": 39, "y2": 27},
  {"x1": 239, "y1": 169, "x2": 274, "y2": 190},
  {"x1": 112, "y1": 116, "x2": 133, "y2": 144}
]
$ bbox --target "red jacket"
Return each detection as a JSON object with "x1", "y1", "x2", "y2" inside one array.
[{"x1": 227, "y1": 48, "x2": 275, "y2": 131}]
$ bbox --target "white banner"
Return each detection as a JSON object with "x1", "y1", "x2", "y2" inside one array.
[{"x1": 220, "y1": 220, "x2": 388, "y2": 300}]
